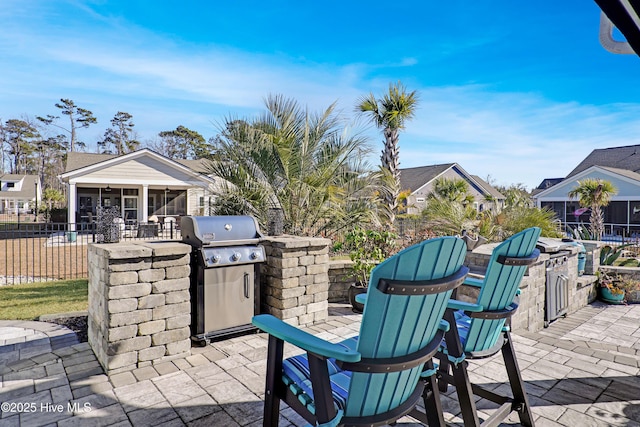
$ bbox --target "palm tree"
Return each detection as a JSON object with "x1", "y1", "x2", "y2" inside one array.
[
  {"x1": 421, "y1": 196, "x2": 478, "y2": 237},
  {"x1": 432, "y1": 177, "x2": 472, "y2": 204},
  {"x1": 357, "y1": 82, "x2": 419, "y2": 225},
  {"x1": 208, "y1": 95, "x2": 389, "y2": 236},
  {"x1": 568, "y1": 178, "x2": 617, "y2": 240}
]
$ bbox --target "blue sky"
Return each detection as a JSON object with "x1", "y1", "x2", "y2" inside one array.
[{"x1": 1, "y1": 1, "x2": 640, "y2": 190}]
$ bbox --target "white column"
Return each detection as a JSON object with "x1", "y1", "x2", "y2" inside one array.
[
  {"x1": 142, "y1": 185, "x2": 148, "y2": 222},
  {"x1": 68, "y1": 183, "x2": 77, "y2": 231}
]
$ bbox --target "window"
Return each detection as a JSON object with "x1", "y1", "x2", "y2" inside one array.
[{"x1": 199, "y1": 196, "x2": 205, "y2": 207}]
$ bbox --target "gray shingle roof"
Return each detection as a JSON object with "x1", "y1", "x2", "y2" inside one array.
[
  {"x1": 470, "y1": 175, "x2": 505, "y2": 200},
  {"x1": 399, "y1": 164, "x2": 455, "y2": 192},
  {"x1": 65, "y1": 152, "x2": 116, "y2": 172},
  {"x1": 567, "y1": 144, "x2": 640, "y2": 177},
  {"x1": 0, "y1": 174, "x2": 39, "y2": 198}
]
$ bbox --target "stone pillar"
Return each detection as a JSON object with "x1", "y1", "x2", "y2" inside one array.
[
  {"x1": 462, "y1": 243, "x2": 547, "y2": 332},
  {"x1": 88, "y1": 241, "x2": 192, "y2": 375},
  {"x1": 261, "y1": 236, "x2": 331, "y2": 326},
  {"x1": 328, "y1": 260, "x2": 355, "y2": 302},
  {"x1": 581, "y1": 241, "x2": 603, "y2": 275},
  {"x1": 512, "y1": 259, "x2": 546, "y2": 332}
]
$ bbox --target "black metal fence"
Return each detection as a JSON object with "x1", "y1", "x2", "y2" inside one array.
[{"x1": 0, "y1": 221, "x2": 181, "y2": 285}]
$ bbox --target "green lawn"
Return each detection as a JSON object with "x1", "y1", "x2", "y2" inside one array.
[{"x1": 0, "y1": 279, "x2": 88, "y2": 320}]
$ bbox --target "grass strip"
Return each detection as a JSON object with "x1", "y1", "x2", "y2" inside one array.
[{"x1": 0, "y1": 279, "x2": 88, "y2": 320}]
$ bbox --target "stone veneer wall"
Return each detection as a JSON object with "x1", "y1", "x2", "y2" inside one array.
[
  {"x1": 88, "y1": 241, "x2": 192, "y2": 375},
  {"x1": 463, "y1": 241, "x2": 597, "y2": 332},
  {"x1": 327, "y1": 240, "x2": 601, "y2": 333},
  {"x1": 328, "y1": 260, "x2": 354, "y2": 302},
  {"x1": 260, "y1": 236, "x2": 331, "y2": 326}
]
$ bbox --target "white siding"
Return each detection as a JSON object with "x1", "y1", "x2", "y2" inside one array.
[
  {"x1": 76, "y1": 157, "x2": 198, "y2": 184},
  {"x1": 538, "y1": 170, "x2": 640, "y2": 200},
  {"x1": 188, "y1": 187, "x2": 204, "y2": 215}
]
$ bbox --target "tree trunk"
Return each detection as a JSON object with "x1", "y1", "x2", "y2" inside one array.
[
  {"x1": 591, "y1": 204, "x2": 604, "y2": 240},
  {"x1": 382, "y1": 128, "x2": 400, "y2": 226}
]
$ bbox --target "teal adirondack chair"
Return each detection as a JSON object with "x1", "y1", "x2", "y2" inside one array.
[
  {"x1": 435, "y1": 227, "x2": 541, "y2": 427},
  {"x1": 252, "y1": 236, "x2": 469, "y2": 427}
]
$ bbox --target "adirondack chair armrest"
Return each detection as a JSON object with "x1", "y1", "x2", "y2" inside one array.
[
  {"x1": 447, "y1": 299, "x2": 483, "y2": 313},
  {"x1": 355, "y1": 293, "x2": 367, "y2": 304},
  {"x1": 462, "y1": 276, "x2": 484, "y2": 288},
  {"x1": 467, "y1": 302, "x2": 519, "y2": 319},
  {"x1": 252, "y1": 314, "x2": 362, "y2": 363}
]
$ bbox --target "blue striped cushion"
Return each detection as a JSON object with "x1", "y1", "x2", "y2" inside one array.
[
  {"x1": 282, "y1": 337, "x2": 358, "y2": 411},
  {"x1": 453, "y1": 310, "x2": 472, "y2": 346},
  {"x1": 440, "y1": 310, "x2": 471, "y2": 353}
]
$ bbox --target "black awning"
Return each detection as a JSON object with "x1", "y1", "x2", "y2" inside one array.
[{"x1": 595, "y1": 0, "x2": 640, "y2": 55}]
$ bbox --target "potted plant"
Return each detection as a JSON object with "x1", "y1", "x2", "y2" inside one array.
[
  {"x1": 344, "y1": 227, "x2": 397, "y2": 313},
  {"x1": 596, "y1": 271, "x2": 625, "y2": 304},
  {"x1": 461, "y1": 229, "x2": 488, "y2": 251},
  {"x1": 617, "y1": 276, "x2": 640, "y2": 304}
]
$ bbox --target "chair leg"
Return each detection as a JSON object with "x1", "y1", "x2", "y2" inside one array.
[
  {"x1": 422, "y1": 360, "x2": 446, "y2": 427},
  {"x1": 501, "y1": 331, "x2": 535, "y2": 427},
  {"x1": 450, "y1": 360, "x2": 481, "y2": 427},
  {"x1": 437, "y1": 356, "x2": 450, "y2": 393},
  {"x1": 264, "y1": 335, "x2": 284, "y2": 427},
  {"x1": 442, "y1": 309, "x2": 481, "y2": 427}
]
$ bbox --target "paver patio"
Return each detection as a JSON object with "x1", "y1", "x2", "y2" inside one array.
[{"x1": 1, "y1": 302, "x2": 640, "y2": 426}]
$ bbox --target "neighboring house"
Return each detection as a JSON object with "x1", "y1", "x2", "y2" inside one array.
[
  {"x1": 0, "y1": 174, "x2": 41, "y2": 215},
  {"x1": 58, "y1": 149, "x2": 217, "y2": 227},
  {"x1": 399, "y1": 163, "x2": 505, "y2": 215},
  {"x1": 534, "y1": 144, "x2": 640, "y2": 237},
  {"x1": 531, "y1": 178, "x2": 564, "y2": 196}
]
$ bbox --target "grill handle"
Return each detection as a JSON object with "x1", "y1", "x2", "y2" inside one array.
[{"x1": 244, "y1": 272, "x2": 250, "y2": 299}]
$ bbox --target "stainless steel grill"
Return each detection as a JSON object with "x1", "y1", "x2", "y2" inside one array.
[
  {"x1": 537, "y1": 238, "x2": 570, "y2": 327},
  {"x1": 181, "y1": 216, "x2": 265, "y2": 344}
]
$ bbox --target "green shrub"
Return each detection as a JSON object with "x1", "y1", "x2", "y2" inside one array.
[{"x1": 344, "y1": 227, "x2": 397, "y2": 286}]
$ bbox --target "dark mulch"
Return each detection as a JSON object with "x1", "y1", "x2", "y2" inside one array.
[{"x1": 48, "y1": 316, "x2": 88, "y2": 342}]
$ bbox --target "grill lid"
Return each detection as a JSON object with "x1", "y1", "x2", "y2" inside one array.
[{"x1": 181, "y1": 216, "x2": 263, "y2": 247}]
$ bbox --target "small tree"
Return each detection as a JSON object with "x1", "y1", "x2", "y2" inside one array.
[
  {"x1": 42, "y1": 188, "x2": 65, "y2": 222},
  {"x1": 568, "y1": 178, "x2": 617, "y2": 240},
  {"x1": 344, "y1": 227, "x2": 397, "y2": 285}
]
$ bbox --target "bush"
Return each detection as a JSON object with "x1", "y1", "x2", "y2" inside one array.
[{"x1": 344, "y1": 227, "x2": 397, "y2": 286}]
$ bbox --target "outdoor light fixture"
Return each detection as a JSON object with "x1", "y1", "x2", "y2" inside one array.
[{"x1": 105, "y1": 185, "x2": 111, "y2": 192}]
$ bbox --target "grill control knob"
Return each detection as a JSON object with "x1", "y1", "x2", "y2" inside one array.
[
  {"x1": 232, "y1": 252, "x2": 241, "y2": 261},
  {"x1": 250, "y1": 251, "x2": 260, "y2": 260},
  {"x1": 211, "y1": 255, "x2": 221, "y2": 263}
]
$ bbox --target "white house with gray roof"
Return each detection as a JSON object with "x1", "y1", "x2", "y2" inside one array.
[
  {"x1": 58, "y1": 149, "x2": 217, "y2": 228},
  {"x1": 400, "y1": 163, "x2": 505, "y2": 214},
  {"x1": 534, "y1": 144, "x2": 640, "y2": 237},
  {"x1": 0, "y1": 174, "x2": 41, "y2": 216}
]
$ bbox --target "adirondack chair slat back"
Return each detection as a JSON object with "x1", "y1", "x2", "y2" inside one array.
[
  {"x1": 346, "y1": 236, "x2": 467, "y2": 418},
  {"x1": 464, "y1": 227, "x2": 541, "y2": 353}
]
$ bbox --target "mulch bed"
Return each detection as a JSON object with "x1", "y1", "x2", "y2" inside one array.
[{"x1": 47, "y1": 316, "x2": 88, "y2": 342}]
